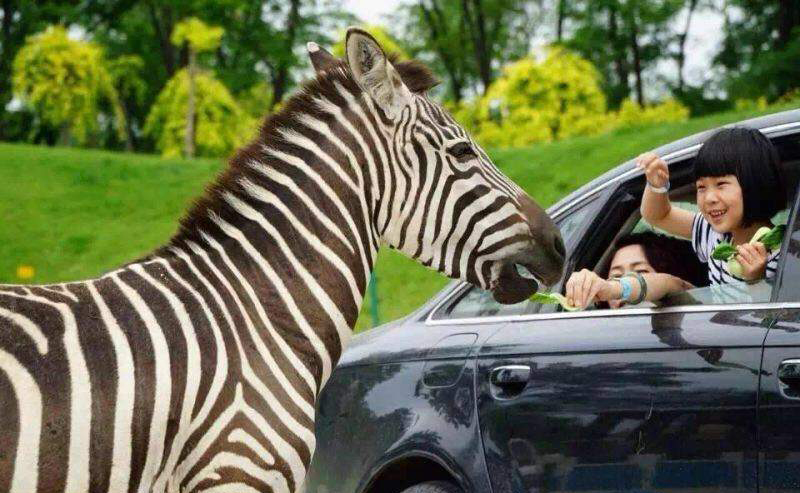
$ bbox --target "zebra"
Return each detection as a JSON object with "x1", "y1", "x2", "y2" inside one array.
[{"x1": 0, "y1": 28, "x2": 565, "y2": 493}]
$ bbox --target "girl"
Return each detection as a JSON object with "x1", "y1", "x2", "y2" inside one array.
[
  {"x1": 639, "y1": 127, "x2": 786, "y2": 286},
  {"x1": 564, "y1": 127, "x2": 785, "y2": 310}
]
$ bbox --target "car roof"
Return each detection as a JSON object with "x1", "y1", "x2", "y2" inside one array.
[{"x1": 549, "y1": 108, "x2": 800, "y2": 218}]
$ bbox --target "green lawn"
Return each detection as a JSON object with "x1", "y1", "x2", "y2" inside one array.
[{"x1": 1, "y1": 103, "x2": 796, "y2": 331}]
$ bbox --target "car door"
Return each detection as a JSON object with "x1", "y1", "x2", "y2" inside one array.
[
  {"x1": 758, "y1": 180, "x2": 800, "y2": 493},
  {"x1": 473, "y1": 181, "x2": 782, "y2": 493}
]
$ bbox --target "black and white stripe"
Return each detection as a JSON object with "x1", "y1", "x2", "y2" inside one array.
[{"x1": 0, "y1": 30, "x2": 563, "y2": 493}]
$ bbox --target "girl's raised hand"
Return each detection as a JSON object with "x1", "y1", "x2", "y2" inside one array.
[
  {"x1": 735, "y1": 242, "x2": 768, "y2": 281},
  {"x1": 636, "y1": 152, "x2": 669, "y2": 188}
]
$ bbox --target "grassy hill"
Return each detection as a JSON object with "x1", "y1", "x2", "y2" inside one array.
[{"x1": 1, "y1": 103, "x2": 796, "y2": 331}]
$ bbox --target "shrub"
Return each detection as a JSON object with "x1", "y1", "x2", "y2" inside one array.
[
  {"x1": 460, "y1": 47, "x2": 607, "y2": 148},
  {"x1": 12, "y1": 26, "x2": 125, "y2": 145},
  {"x1": 616, "y1": 98, "x2": 690, "y2": 128},
  {"x1": 144, "y1": 69, "x2": 256, "y2": 158}
]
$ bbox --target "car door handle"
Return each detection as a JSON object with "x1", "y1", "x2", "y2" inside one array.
[
  {"x1": 777, "y1": 359, "x2": 800, "y2": 400},
  {"x1": 490, "y1": 365, "x2": 531, "y2": 399}
]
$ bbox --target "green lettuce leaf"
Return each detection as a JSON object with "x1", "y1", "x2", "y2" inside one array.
[{"x1": 530, "y1": 291, "x2": 580, "y2": 311}]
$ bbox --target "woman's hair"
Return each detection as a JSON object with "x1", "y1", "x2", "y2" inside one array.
[
  {"x1": 694, "y1": 127, "x2": 786, "y2": 225},
  {"x1": 602, "y1": 231, "x2": 709, "y2": 287}
]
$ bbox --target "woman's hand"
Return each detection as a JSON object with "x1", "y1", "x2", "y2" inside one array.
[
  {"x1": 565, "y1": 269, "x2": 620, "y2": 309},
  {"x1": 636, "y1": 152, "x2": 670, "y2": 188},
  {"x1": 735, "y1": 241, "x2": 768, "y2": 281}
]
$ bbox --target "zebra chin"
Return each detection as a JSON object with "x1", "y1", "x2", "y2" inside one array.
[{"x1": 490, "y1": 261, "x2": 542, "y2": 305}]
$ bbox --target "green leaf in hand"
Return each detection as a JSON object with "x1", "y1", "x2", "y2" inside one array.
[{"x1": 530, "y1": 292, "x2": 580, "y2": 311}]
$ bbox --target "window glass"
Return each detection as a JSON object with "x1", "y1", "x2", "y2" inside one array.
[{"x1": 432, "y1": 199, "x2": 598, "y2": 320}]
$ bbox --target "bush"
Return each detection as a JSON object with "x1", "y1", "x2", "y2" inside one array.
[
  {"x1": 615, "y1": 98, "x2": 690, "y2": 128},
  {"x1": 455, "y1": 47, "x2": 608, "y2": 148},
  {"x1": 12, "y1": 26, "x2": 125, "y2": 145},
  {"x1": 144, "y1": 69, "x2": 256, "y2": 158}
]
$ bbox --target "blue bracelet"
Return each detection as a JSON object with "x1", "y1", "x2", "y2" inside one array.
[{"x1": 618, "y1": 277, "x2": 633, "y2": 301}]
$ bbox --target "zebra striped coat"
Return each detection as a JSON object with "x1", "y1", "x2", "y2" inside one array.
[{"x1": 0, "y1": 29, "x2": 564, "y2": 493}]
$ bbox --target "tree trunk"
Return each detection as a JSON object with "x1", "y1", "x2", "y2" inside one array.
[
  {"x1": 556, "y1": 0, "x2": 566, "y2": 42},
  {"x1": 147, "y1": 1, "x2": 177, "y2": 76},
  {"x1": 675, "y1": 0, "x2": 698, "y2": 92},
  {"x1": 419, "y1": 0, "x2": 465, "y2": 102},
  {"x1": 0, "y1": 0, "x2": 15, "y2": 139},
  {"x1": 462, "y1": 0, "x2": 492, "y2": 94},
  {"x1": 270, "y1": 0, "x2": 300, "y2": 106},
  {"x1": 184, "y1": 48, "x2": 196, "y2": 158},
  {"x1": 777, "y1": 0, "x2": 800, "y2": 48},
  {"x1": 629, "y1": 13, "x2": 644, "y2": 105},
  {"x1": 608, "y1": 2, "x2": 629, "y2": 107}
]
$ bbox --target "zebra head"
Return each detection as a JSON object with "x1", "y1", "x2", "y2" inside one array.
[{"x1": 309, "y1": 29, "x2": 565, "y2": 304}]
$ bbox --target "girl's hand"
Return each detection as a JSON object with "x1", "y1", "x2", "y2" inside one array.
[
  {"x1": 636, "y1": 152, "x2": 669, "y2": 188},
  {"x1": 735, "y1": 242, "x2": 769, "y2": 281},
  {"x1": 565, "y1": 269, "x2": 619, "y2": 309}
]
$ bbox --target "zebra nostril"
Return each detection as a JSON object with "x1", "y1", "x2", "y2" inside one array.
[{"x1": 553, "y1": 234, "x2": 566, "y2": 260}]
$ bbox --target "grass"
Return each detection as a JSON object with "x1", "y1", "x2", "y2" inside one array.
[{"x1": 1, "y1": 103, "x2": 797, "y2": 331}]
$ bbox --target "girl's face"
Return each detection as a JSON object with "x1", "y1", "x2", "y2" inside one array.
[
  {"x1": 696, "y1": 174, "x2": 745, "y2": 233},
  {"x1": 607, "y1": 244, "x2": 656, "y2": 309}
]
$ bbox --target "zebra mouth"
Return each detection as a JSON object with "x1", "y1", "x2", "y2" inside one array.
[{"x1": 491, "y1": 262, "x2": 541, "y2": 304}]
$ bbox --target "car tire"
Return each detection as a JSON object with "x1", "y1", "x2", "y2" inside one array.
[{"x1": 399, "y1": 481, "x2": 464, "y2": 493}]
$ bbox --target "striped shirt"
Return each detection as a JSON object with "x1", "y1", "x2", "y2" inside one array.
[{"x1": 691, "y1": 213, "x2": 780, "y2": 286}]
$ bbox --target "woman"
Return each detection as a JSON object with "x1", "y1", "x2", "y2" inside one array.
[{"x1": 566, "y1": 231, "x2": 707, "y2": 309}]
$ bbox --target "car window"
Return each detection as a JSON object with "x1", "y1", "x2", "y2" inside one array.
[{"x1": 431, "y1": 198, "x2": 599, "y2": 320}]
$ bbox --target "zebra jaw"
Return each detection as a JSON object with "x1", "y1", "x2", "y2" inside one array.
[{"x1": 491, "y1": 261, "x2": 541, "y2": 304}]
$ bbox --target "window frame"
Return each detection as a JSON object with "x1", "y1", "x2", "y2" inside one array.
[{"x1": 426, "y1": 120, "x2": 800, "y2": 327}]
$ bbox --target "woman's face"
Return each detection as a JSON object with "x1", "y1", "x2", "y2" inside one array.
[{"x1": 607, "y1": 244, "x2": 656, "y2": 309}]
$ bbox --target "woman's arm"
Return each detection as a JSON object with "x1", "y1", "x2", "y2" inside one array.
[
  {"x1": 638, "y1": 152, "x2": 695, "y2": 239},
  {"x1": 565, "y1": 269, "x2": 693, "y2": 309}
]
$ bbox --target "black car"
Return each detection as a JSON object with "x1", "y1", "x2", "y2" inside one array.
[{"x1": 304, "y1": 109, "x2": 800, "y2": 493}]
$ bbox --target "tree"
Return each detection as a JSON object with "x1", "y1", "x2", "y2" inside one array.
[
  {"x1": 171, "y1": 17, "x2": 224, "y2": 158},
  {"x1": 0, "y1": 1, "x2": 73, "y2": 140},
  {"x1": 12, "y1": 25, "x2": 125, "y2": 145},
  {"x1": 564, "y1": 0, "x2": 683, "y2": 107},
  {"x1": 715, "y1": 0, "x2": 800, "y2": 101},
  {"x1": 144, "y1": 69, "x2": 256, "y2": 158},
  {"x1": 396, "y1": 0, "x2": 542, "y2": 101},
  {"x1": 468, "y1": 47, "x2": 608, "y2": 147}
]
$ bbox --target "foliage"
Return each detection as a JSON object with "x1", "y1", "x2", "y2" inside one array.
[
  {"x1": 171, "y1": 17, "x2": 224, "y2": 52},
  {"x1": 734, "y1": 97, "x2": 769, "y2": 112},
  {"x1": 615, "y1": 98, "x2": 690, "y2": 128},
  {"x1": 237, "y1": 80, "x2": 275, "y2": 119},
  {"x1": 395, "y1": 0, "x2": 540, "y2": 100},
  {"x1": 331, "y1": 25, "x2": 408, "y2": 59},
  {"x1": 716, "y1": 1, "x2": 800, "y2": 102},
  {"x1": 463, "y1": 48, "x2": 608, "y2": 147},
  {"x1": 144, "y1": 69, "x2": 256, "y2": 158},
  {"x1": 12, "y1": 26, "x2": 125, "y2": 144},
  {"x1": 563, "y1": 0, "x2": 684, "y2": 107}
]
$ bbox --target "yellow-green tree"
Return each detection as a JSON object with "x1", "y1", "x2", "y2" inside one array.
[
  {"x1": 144, "y1": 69, "x2": 256, "y2": 158},
  {"x1": 12, "y1": 26, "x2": 125, "y2": 146},
  {"x1": 171, "y1": 18, "x2": 224, "y2": 158},
  {"x1": 473, "y1": 47, "x2": 608, "y2": 147}
]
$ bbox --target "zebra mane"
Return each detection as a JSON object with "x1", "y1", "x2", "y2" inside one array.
[{"x1": 147, "y1": 56, "x2": 439, "y2": 259}]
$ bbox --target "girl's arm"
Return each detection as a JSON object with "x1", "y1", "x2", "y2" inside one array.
[
  {"x1": 638, "y1": 152, "x2": 695, "y2": 239},
  {"x1": 566, "y1": 269, "x2": 693, "y2": 309}
]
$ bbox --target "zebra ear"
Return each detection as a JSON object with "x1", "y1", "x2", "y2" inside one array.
[
  {"x1": 345, "y1": 27, "x2": 411, "y2": 120},
  {"x1": 306, "y1": 42, "x2": 338, "y2": 74}
]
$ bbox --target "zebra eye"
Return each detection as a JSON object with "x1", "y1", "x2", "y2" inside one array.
[{"x1": 447, "y1": 142, "x2": 477, "y2": 163}]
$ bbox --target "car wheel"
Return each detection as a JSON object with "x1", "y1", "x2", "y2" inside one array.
[{"x1": 399, "y1": 481, "x2": 464, "y2": 493}]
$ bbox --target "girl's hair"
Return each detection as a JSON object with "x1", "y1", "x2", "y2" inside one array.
[
  {"x1": 694, "y1": 127, "x2": 786, "y2": 225},
  {"x1": 602, "y1": 231, "x2": 709, "y2": 287}
]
